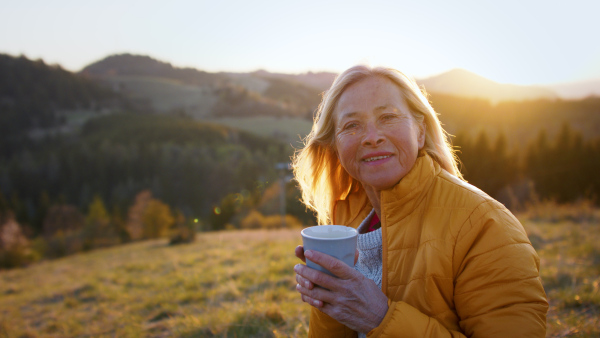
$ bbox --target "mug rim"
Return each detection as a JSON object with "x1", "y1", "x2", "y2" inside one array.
[{"x1": 301, "y1": 225, "x2": 358, "y2": 240}]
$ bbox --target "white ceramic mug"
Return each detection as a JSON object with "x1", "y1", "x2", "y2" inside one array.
[{"x1": 301, "y1": 225, "x2": 358, "y2": 276}]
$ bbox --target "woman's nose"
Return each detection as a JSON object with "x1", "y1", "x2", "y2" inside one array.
[{"x1": 362, "y1": 124, "x2": 385, "y2": 146}]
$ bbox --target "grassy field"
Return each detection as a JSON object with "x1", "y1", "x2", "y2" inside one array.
[
  {"x1": 0, "y1": 230, "x2": 308, "y2": 337},
  {"x1": 1, "y1": 211, "x2": 599, "y2": 337},
  {"x1": 523, "y1": 203, "x2": 600, "y2": 337}
]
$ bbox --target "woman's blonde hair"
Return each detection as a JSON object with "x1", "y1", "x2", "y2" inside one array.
[{"x1": 292, "y1": 65, "x2": 462, "y2": 225}]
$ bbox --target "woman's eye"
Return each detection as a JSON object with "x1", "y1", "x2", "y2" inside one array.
[
  {"x1": 381, "y1": 114, "x2": 397, "y2": 121},
  {"x1": 344, "y1": 122, "x2": 358, "y2": 130}
]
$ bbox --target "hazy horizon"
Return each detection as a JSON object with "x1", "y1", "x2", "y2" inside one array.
[{"x1": 2, "y1": 0, "x2": 599, "y2": 86}]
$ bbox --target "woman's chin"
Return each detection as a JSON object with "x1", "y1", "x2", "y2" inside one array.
[
  {"x1": 360, "y1": 177, "x2": 402, "y2": 192},
  {"x1": 358, "y1": 168, "x2": 408, "y2": 191}
]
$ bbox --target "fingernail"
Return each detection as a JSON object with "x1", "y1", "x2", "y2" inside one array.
[
  {"x1": 305, "y1": 250, "x2": 313, "y2": 258},
  {"x1": 296, "y1": 284, "x2": 301, "y2": 290},
  {"x1": 294, "y1": 264, "x2": 300, "y2": 272},
  {"x1": 304, "y1": 281, "x2": 310, "y2": 288},
  {"x1": 313, "y1": 300, "x2": 320, "y2": 307}
]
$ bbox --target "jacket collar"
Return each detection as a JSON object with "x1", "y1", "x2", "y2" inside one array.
[{"x1": 333, "y1": 153, "x2": 440, "y2": 228}]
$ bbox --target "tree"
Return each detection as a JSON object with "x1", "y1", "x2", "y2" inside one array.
[
  {"x1": 126, "y1": 190, "x2": 152, "y2": 241},
  {"x1": 83, "y1": 195, "x2": 112, "y2": 249},
  {"x1": 142, "y1": 199, "x2": 174, "y2": 239},
  {"x1": 86, "y1": 195, "x2": 110, "y2": 225},
  {"x1": 0, "y1": 213, "x2": 32, "y2": 268}
]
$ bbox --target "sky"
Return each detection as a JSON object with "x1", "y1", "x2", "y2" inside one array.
[{"x1": 1, "y1": 0, "x2": 599, "y2": 85}]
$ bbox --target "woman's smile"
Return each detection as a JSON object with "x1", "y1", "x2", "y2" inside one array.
[{"x1": 362, "y1": 153, "x2": 393, "y2": 163}]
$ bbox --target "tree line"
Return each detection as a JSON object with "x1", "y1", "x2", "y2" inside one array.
[
  {"x1": 0, "y1": 113, "x2": 304, "y2": 267},
  {"x1": 454, "y1": 122, "x2": 600, "y2": 209},
  {"x1": 0, "y1": 113, "x2": 295, "y2": 236}
]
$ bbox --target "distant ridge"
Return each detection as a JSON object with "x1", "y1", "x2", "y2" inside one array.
[
  {"x1": 548, "y1": 78, "x2": 600, "y2": 99},
  {"x1": 81, "y1": 53, "x2": 223, "y2": 86},
  {"x1": 417, "y1": 68, "x2": 558, "y2": 103},
  {"x1": 251, "y1": 69, "x2": 337, "y2": 92},
  {"x1": 80, "y1": 53, "x2": 323, "y2": 124}
]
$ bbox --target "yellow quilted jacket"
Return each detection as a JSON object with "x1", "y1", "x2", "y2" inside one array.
[{"x1": 308, "y1": 154, "x2": 548, "y2": 337}]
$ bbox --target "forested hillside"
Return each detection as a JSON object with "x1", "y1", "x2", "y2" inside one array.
[
  {"x1": 0, "y1": 54, "x2": 126, "y2": 156},
  {"x1": 430, "y1": 93, "x2": 600, "y2": 143},
  {"x1": 0, "y1": 113, "x2": 301, "y2": 237}
]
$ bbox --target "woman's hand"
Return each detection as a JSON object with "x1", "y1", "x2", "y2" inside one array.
[
  {"x1": 293, "y1": 248, "x2": 388, "y2": 334},
  {"x1": 295, "y1": 245, "x2": 307, "y2": 263},
  {"x1": 294, "y1": 245, "x2": 359, "y2": 290}
]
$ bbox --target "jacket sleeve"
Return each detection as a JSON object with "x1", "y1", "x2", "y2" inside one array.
[
  {"x1": 308, "y1": 306, "x2": 357, "y2": 338},
  {"x1": 451, "y1": 204, "x2": 548, "y2": 337},
  {"x1": 366, "y1": 205, "x2": 547, "y2": 338},
  {"x1": 366, "y1": 300, "x2": 466, "y2": 337}
]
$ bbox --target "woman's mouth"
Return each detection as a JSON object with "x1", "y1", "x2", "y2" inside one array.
[{"x1": 363, "y1": 155, "x2": 391, "y2": 162}]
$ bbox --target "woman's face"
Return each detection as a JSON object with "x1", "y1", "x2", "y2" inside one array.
[{"x1": 333, "y1": 76, "x2": 425, "y2": 192}]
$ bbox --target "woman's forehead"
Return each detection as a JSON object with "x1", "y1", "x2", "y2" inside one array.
[{"x1": 334, "y1": 77, "x2": 408, "y2": 119}]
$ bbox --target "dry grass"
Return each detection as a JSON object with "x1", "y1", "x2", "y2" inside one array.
[
  {"x1": 520, "y1": 203, "x2": 600, "y2": 337},
  {"x1": 0, "y1": 229, "x2": 308, "y2": 337},
  {"x1": 1, "y1": 207, "x2": 599, "y2": 337}
]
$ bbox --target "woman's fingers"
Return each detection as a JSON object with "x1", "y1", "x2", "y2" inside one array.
[
  {"x1": 294, "y1": 263, "x2": 338, "y2": 291},
  {"x1": 299, "y1": 293, "x2": 323, "y2": 308},
  {"x1": 304, "y1": 250, "x2": 357, "y2": 280},
  {"x1": 295, "y1": 245, "x2": 306, "y2": 263},
  {"x1": 295, "y1": 273, "x2": 314, "y2": 290},
  {"x1": 296, "y1": 283, "x2": 328, "y2": 307}
]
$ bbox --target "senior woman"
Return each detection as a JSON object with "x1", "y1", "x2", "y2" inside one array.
[{"x1": 292, "y1": 65, "x2": 548, "y2": 337}]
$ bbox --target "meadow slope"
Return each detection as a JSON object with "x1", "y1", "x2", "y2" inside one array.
[{"x1": 1, "y1": 212, "x2": 599, "y2": 337}]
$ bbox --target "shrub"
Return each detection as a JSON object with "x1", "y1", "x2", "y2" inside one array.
[
  {"x1": 521, "y1": 199, "x2": 599, "y2": 223},
  {"x1": 43, "y1": 205, "x2": 84, "y2": 237},
  {"x1": 263, "y1": 214, "x2": 303, "y2": 229},
  {"x1": 240, "y1": 210, "x2": 303, "y2": 229},
  {"x1": 169, "y1": 212, "x2": 195, "y2": 245},
  {"x1": 42, "y1": 229, "x2": 85, "y2": 258},
  {"x1": 0, "y1": 215, "x2": 34, "y2": 268},
  {"x1": 240, "y1": 210, "x2": 264, "y2": 229}
]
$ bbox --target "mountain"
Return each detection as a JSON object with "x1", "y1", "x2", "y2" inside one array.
[
  {"x1": 251, "y1": 69, "x2": 337, "y2": 92},
  {"x1": 547, "y1": 78, "x2": 600, "y2": 99},
  {"x1": 81, "y1": 54, "x2": 224, "y2": 87},
  {"x1": 417, "y1": 69, "x2": 558, "y2": 103},
  {"x1": 80, "y1": 54, "x2": 600, "y2": 145},
  {"x1": 82, "y1": 54, "x2": 322, "y2": 121}
]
